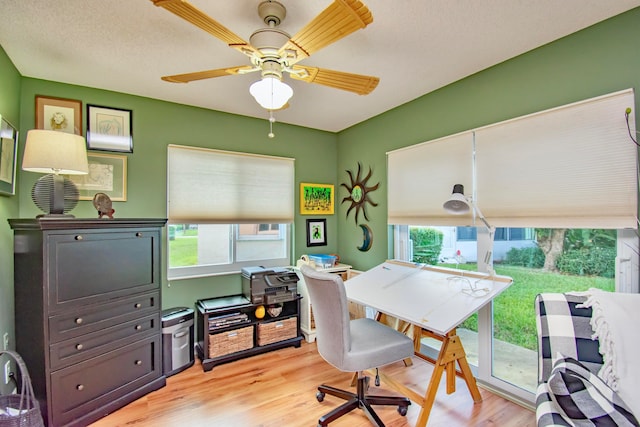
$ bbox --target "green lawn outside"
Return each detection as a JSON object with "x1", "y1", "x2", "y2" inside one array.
[
  {"x1": 443, "y1": 264, "x2": 614, "y2": 351},
  {"x1": 169, "y1": 235, "x2": 198, "y2": 267}
]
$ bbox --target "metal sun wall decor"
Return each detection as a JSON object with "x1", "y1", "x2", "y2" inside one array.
[{"x1": 341, "y1": 162, "x2": 379, "y2": 252}]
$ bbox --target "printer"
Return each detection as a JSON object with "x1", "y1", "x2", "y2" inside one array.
[{"x1": 241, "y1": 266, "x2": 299, "y2": 304}]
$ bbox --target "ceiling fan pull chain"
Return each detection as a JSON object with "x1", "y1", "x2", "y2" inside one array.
[{"x1": 268, "y1": 111, "x2": 276, "y2": 139}]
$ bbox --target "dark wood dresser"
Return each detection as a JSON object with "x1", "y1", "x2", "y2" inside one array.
[{"x1": 8, "y1": 218, "x2": 167, "y2": 427}]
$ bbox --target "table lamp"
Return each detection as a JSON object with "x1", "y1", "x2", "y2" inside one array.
[{"x1": 22, "y1": 129, "x2": 89, "y2": 217}]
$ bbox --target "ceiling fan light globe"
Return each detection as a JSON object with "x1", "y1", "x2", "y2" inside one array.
[{"x1": 250, "y1": 76, "x2": 293, "y2": 110}]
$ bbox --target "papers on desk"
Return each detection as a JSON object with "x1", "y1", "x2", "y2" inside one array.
[{"x1": 344, "y1": 261, "x2": 513, "y2": 336}]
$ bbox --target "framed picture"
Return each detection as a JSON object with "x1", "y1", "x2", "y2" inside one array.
[
  {"x1": 300, "y1": 182, "x2": 334, "y2": 215},
  {"x1": 35, "y1": 95, "x2": 82, "y2": 135},
  {"x1": 0, "y1": 117, "x2": 18, "y2": 196},
  {"x1": 69, "y1": 152, "x2": 127, "y2": 201},
  {"x1": 306, "y1": 219, "x2": 327, "y2": 247},
  {"x1": 86, "y1": 104, "x2": 133, "y2": 153}
]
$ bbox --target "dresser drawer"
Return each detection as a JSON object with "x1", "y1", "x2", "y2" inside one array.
[
  {"x1": 50, "y1": 335, "x2": 162, "y2": 426},
  {"x1": 47, "y1": 229, "x2": 161, "y2": 312},
  {"x1": 49, "y1": 291, "x2": 159, "y2": 343},
  {"x1": 50, "y1": 313, "x2": 159, "y2": 370}
]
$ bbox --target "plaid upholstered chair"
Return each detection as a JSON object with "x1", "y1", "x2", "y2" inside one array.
[{"x1": 535, "y1": 293, "x2": 638, "y2": 427}]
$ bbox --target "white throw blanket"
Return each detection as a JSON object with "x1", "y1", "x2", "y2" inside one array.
[{"x1": 580, "y1": 289, "x2": 640, "y2": 417}]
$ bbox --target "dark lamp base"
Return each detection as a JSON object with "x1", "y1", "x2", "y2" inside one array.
[{"x1": 31, "y1": 174, "x2": 80, "y2": 217}]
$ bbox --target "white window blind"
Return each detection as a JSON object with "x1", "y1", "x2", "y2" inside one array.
[
  {"x1": 387, "y1": 131, "x2": 474, "y2": 225},
  {"x1": 387, "y1": 89, "x2": 637, "y2": 229},
  {"x1": 476, "y1": 90, "x2": 637, "y2": 228},
  {"x1": 167, "y1": 145, "x2": 295, "y2": 223}
]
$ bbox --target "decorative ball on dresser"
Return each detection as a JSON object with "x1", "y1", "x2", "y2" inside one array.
[{"x1": 93, "y1": 192, "x2": 115, "y2": 219}]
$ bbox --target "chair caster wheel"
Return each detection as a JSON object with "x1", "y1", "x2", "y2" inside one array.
[
  {"x1": 398, "y1": 405, "x2": 408, "y2": 416},
  {"x1": 316, "y1": 391, "x2": 325, "y2": 402}
]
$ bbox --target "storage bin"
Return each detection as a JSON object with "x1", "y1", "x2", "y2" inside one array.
[
  {"x1": 208, "y1": 325, "x2": 254, "y2": 358},
  {"x1": 308, "y1": 254, "x2": 337, "y2": 269},
  {"x1": 257, "y1": 318, "x2": 297, "y2": 346}
]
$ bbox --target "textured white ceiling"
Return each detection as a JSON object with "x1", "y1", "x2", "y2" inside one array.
[{"x1": 1, "y1": 1, "x2": 638, "y2": 132}]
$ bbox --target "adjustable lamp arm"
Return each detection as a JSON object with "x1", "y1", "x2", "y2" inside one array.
[{"x1": 471, "y1": 202, "x2": 493, "y2": 233}]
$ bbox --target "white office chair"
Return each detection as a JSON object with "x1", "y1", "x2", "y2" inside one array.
[{"x1": 300, "y1": 265, "x2": 414, "y2": 426}]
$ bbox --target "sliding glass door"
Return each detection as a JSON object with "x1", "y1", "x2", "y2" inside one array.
[{"x1": 393, "y1": 225, "x2": 638, "y2": 404}]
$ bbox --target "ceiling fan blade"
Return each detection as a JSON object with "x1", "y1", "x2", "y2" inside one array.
[
  {"x1": 151, "y1": 0, "x2": 258, "y2": 58},
  {"x1": 279, "y1": 0, "x2": 373, "y2": 65},
  {"x1": 290, "y1": 65, "x2": 379, "y2": 95},
  {"x1": 162, "y1": 66, "x2": 254, "y2": 83}
]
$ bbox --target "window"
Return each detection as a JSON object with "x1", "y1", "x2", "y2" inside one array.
[
  {"x1": 168, "y1": 223, "x2": 290, "y2": 278},
  {"x1": 390, "y1": 89, "x2": 638, "y2": 404},
  {"x1": 459, "y1": 227, "x2": 533, "y2": 242},
  {"x1": 456, "y1": 227, "x2": 477, "y2": 241},
  {"x1": 238, "y1": 224, "x2": 281, "y2": 238},
  {"x1": 167, "y1": 145, "x2": 294, "y2": 279}
]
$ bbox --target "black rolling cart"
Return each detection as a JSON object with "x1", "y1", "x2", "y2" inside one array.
[{"x1": 195, "y1": 295, "x2": 302, "y2": 372}]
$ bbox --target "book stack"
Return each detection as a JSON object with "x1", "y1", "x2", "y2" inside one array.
[{"x1": 208, "y1": 312, "x2": 249, "y2": 331}]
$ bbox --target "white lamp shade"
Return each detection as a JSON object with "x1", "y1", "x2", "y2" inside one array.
[
  {"x1": 23, "y1": 130, "x2": 89, "y2": 175},
  {"x1": 443, "y1": 193, "x2": 471, "y2": 214},
  {"x1": 443, "y1": 184, "x2": 471, "y2": 214},
  {"x1": 249, "y1": 76, "x2": 293, "y2": 110}
]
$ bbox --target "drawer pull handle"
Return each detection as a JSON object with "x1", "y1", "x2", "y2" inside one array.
[
  {"x1": 134, "y1": 303, "x2": 142, "y2": 309},
  {"x1": 136, "y1": 232, "x2": 143, "y2": 237},
  {"x1": 135, "y1": 325, "x2": 142, "y2": 330},
  {"x1": 75, "y1": 318, "x2": 83, "y2": 325},
  {"x1": 76, "y1": 384, "x2": 84, "y2": 391},
  {"x1": 75, "y1": 344, "x2": 83, "y2": 350},
  {"x1": 75, "y1": 235, "x2": 83, "y2": 241},
  {"x1": 135, "y1": 360, "x2": 142, "y2": 366}
]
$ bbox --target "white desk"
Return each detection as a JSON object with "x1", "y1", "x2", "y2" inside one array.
[{"x1": 344, "y1": 260, "x2": 513, "y2": 427}]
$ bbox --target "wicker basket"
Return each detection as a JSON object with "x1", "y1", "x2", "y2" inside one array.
[
  {"x1": 208, "y1": 325, "x2": 254, "y2": 358},
  {"x1": 257, "y1": 318, "x2": 297, "y2": 346},
  {"x1": 0, "y1": 350, "x2": 44, "y2": 427}
]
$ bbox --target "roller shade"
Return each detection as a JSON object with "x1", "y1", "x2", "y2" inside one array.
[
  {"x1": 387, "y1": 89, "x2": 637, "y2": 229},
  {"x1": 475, "y1": 90, "x2": 637, "y2": 228},
  {"x1": 387, "y1": 131, "x2": 474, "y2": 225},
  {"x1": 167, "y1": 144, "x2": 295, "y2": 223}
]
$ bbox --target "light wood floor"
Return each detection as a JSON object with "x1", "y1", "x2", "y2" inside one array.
[{"x1": 89, "y1": 341, "x2": 536, "y2": 426}]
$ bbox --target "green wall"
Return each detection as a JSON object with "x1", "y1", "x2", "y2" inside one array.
[
  {"x1": 0, "y1": 45, "x2": 21, "y2": 395},
  {"x1": 336, "y1": 7, "x2": 640, "y2": 270}
]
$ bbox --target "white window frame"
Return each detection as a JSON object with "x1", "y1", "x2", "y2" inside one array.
[{"x1": 168, "y1": 223, "x2": 291, "y2": 280}]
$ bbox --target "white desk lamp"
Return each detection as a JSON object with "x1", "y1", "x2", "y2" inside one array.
[
  {"x1": 443, "y1": 184, "x2": 495, "y2": 267},
  {"x1": 22, "y1": 129, "x2": 89, "y2": 217}
]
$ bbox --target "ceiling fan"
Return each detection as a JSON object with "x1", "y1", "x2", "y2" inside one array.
[{"x1": 150, "y1": 0, "x2": 379, "y2": 111}]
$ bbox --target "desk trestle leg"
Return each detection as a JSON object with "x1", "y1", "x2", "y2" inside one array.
[{"x1": 415, "y1": 329, "x2": 482, "y2": 427}]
